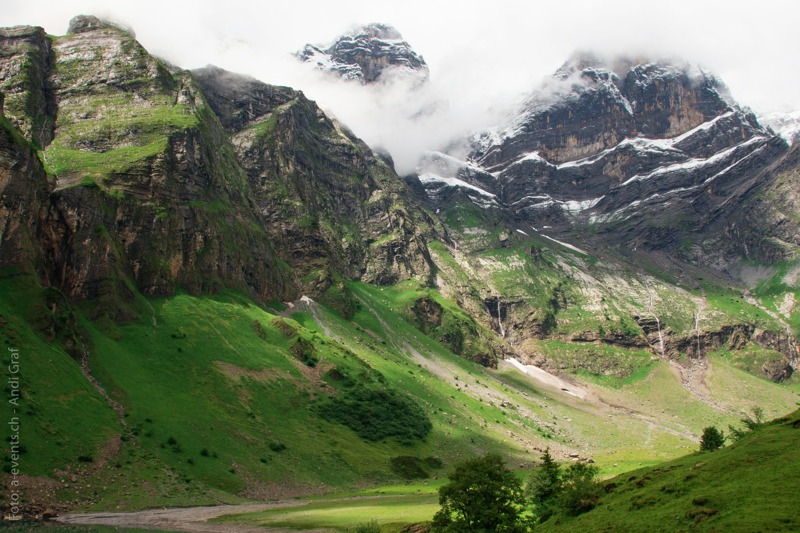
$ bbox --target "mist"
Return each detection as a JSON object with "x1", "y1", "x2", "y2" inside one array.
[{"x1": 2, "y1": 0, "x2": 799, "y2": 175}]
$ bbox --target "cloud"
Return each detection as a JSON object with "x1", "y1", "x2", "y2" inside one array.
[{"x1": 2, "y1": 0, "x2": 799, "y2": 173}]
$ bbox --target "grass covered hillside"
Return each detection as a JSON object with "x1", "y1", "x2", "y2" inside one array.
[
  {"x1": 1, "y1": 265, "x2": 798, "y2": 514},
  {"x1": 538, "y1": 409, "x2": 800, "y2": 533}
]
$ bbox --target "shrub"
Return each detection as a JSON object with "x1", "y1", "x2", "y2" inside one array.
[
  {"x1": 390, "y1": 456, "x2": 430, "y2": 480},
  {"x1": 699, "y1": 426, "x2": 725, "y2": 451},
  {"x1": 354, "y1": 519, "x2": 381, "y2": 533},
  {"x1": 528, "y1": 448, "x2": 561, "y2": 522},
  {"x1": 291, "y1": 337, "x2": 318, "y2": 367},
  {"x1": 316, "y1": 384, "x2": 432, "y2": 443},
  {"x1": 729, "y1": 407, "x2": 765, "y2": 441},
  {"x1": 528, "y1": 449, "x2": 600, "y2": 521},
  {"x1": 558, "y1": 462, "x2": 601, "y2": 515},
  {"x1": 268, "y1": 442, "x2": 287, "y2": 452}
]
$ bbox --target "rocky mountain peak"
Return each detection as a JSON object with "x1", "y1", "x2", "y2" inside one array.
[
  {"x1": 67, "y1": 14, "x2": 134, "y2": 36},
  {"x1": 355, "y1": 22, "x2": 403, "y2": 41},
  {"x1": 471, "y1": 55, "x2": 740, "y2": 169},
  {"x1": 297, "y1": 23, "x2": 428, "y2": 84}
]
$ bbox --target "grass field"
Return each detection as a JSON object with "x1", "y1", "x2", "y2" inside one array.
[{"x1": 217, "y1": 493, "x2": 439, "y2": 532}]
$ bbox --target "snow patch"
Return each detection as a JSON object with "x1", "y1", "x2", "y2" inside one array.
[
  {"x1": 418, "y1": 173, "x2": 497, "y2": 198},
  {"x1": 620, "y1": 136, "x2": 765, "y2": 186},
  {"x1": 538, "y1": 233, "x2": 588, "y2": 255}
]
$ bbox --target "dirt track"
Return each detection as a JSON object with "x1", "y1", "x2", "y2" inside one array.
[{"x1": 53, "y1": 501, "x2": 332, "y2": 532}]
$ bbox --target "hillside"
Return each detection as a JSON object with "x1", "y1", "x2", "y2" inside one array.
[
  {"x1": 0, "y1": 14, "x2": 799, "y2": 521},
  {"x1": 538, "y1": 409, "x2": 800, "y2": 533}
]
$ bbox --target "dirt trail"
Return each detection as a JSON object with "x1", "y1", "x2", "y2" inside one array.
[{"x1": 54, "y1": 501, "x2": 332, "y2": 533}]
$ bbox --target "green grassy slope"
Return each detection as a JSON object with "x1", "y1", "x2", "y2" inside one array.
[
  {"x1": 538, "y1": 409, "x2": 800, "y2": 533},
  {"x1": 1, "y1": 270, "x2": 797, "y2": 513}
]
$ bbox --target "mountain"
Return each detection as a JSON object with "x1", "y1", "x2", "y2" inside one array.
[
  {"x1": 1, "y1": 16, "x2": 799, "y2": 521},
  {"x1": 0, "y1": 16, "x2": 441, "y2": 319},
  {"x1": 296, "y1": 23, "x2": 429, "y2": 85},
  {"x1": 759, "y1": 109, "x2": 800, "y2": 145},
  {"x1": 415, "y1": 54, "x2": 793, "y2": 277}
]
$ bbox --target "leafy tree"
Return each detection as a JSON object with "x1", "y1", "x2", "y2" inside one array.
[
  {"x1": 527, "y1": 448, "x2": 562, "y2": 522},
  {"x1": 558, "y1": 461, "x2": 601, "y2": 515},
  {"x1": 432, "y1": 454, "x2": 529, "y2": 533},
  {"x1": 699, "y1": 426, "x2": 725, "y2": 451}
]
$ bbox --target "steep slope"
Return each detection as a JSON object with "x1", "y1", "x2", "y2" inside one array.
[
  {"x1": 537, "y1": 409, "x2": 800, "y2": 533},
  {"x1": 297, "y1": 23, "x2": 428, "y2": 85},
  {"x1": 1, "y1": 16, "x2": 296, "y2": 319},
  {"x1": 0, "y1": 15, "x2": 442, "y2": 314},
  {"x1": 192, "y1": 65, "x2": 441, "y2": 291},
  {"x1": 402, "y1": 55, "x2": 797, "y2": 381},
  {"x1": 1, "y1": 16, "x2": 799, "y2": 521},
  {"x1": 759, "y1": 109, "x2": 800, "y2": 145}
]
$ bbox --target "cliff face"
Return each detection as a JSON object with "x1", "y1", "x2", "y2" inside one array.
[
  {"x1": 193, "y1": 66, "x2": 440, "y2": 290},
  {"x1": 0, "y1": 16, "x2": 438, "y2": 317},
  {"x1": 0, "y1": 25, "x2": 56, "y2": 147},
  {"x1": 0, "y1": 96, "x2": 51, "y2": 274}
]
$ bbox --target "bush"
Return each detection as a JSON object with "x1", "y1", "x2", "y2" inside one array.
[
  {"x1": 291, "y1": 337, "x2": 318, "y2": 367},
  {"x1": 729, "y1": 407, "x2": 765, "y2": 441},
  {"x1": 699, "y1": 426, "x2": 725, "y2": 451},
  {"x1": 268, "y1": 441, "x2": 287, "y2": 452},
  {"x1": 316, "y1": 385, "x2": 432, "y2": 444},
  {"x1": 528, "y1": 449, "x2": 600, "y2": 520},
  {"x1": 390, "y1": 456, "x2": 430, "y2": 479},
  {"x1": 354, "y1": 519, "x2": 381, "y2": 533},
  {"x1": 528, "y1": 448, "x2": 561, "y2": 522},
  {"x1": 558, "y1": 462, "x2": 601, "y2": 515}
]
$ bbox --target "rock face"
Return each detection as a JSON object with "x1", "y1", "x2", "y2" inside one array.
[
  {"x1": 417, "y1": 54, "x2": 791, "y2": 275},
  {"x1": 0, "y1": 15, "x2": 439, "y2": 317},
  {"x1": 192, "y1": 65, "x2": 440, "y2": 289},
  {"x1": 0, "y1": 25, "x2": 56, "y2": 146},
  {"x1": 0, "y1": 96, "x2": 52, "y2": 274},
  {"x1": 297, "y1": 23, "x2": 429, "y2": 84}
]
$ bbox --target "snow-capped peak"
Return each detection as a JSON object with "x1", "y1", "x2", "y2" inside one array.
[{"x1": 297, "y1": 23, "x2": 428, "y2": 85}]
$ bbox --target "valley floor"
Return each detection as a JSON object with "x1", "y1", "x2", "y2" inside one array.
[{"x1": 53, "y1": 500, "x2": 329, "y2": 532}]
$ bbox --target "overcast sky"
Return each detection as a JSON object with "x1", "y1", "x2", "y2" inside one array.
[{"x1": 2, "y1": 0, "x2": 798, "y2": 172}]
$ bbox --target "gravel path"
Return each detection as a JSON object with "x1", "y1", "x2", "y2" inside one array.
[{"x1": 53, "y1": 501, "x2": 332, "y2": 533}]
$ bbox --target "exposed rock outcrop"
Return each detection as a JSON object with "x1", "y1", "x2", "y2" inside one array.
[
  {"x1": 0, "y1": 16, "x2": 442, "y2": 318},
  {"x1": 193, "y1": 65, "x2": 441, "y2": 290},
  {"x1": 297, "y1": 23, "x2": 428, "y2": 85}
]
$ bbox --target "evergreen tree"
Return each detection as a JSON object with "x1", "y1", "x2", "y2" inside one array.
[{"x1": 527, "y1": 448, "x2": 562, "y2": 522}]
